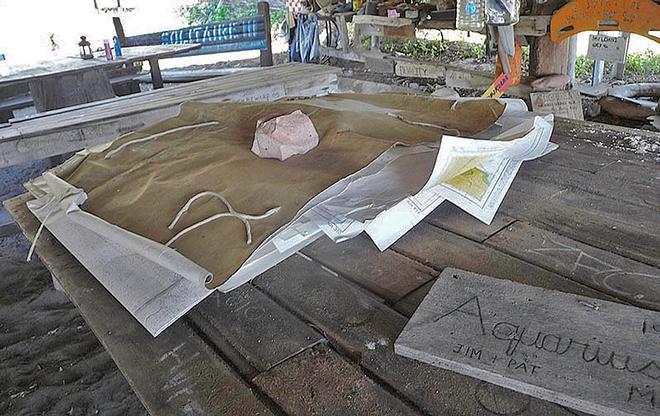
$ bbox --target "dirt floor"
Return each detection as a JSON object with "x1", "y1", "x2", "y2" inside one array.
[{"x1": 0, "y1": 164, "x2": 146, "y2": 416}]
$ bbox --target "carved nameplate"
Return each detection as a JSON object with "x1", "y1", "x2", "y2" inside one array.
[
  {"x1": 530, "y1": 90, "x2": 584, "y2": 120},
  {"x1": 395, "y1": 268, "x2": 660, "y2": 416},
  {"x1": 445, "y1": 68, "x2": 492, "y2": 89},
  {"x1": 395, "y1": 60, "x2": 445, "y2": 79}
]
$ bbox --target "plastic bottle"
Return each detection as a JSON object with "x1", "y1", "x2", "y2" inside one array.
[
  {"x1": 113, "y1": 36, "x2": 123, "y2": 57},
  {"x1": 103, "y1": 39, "x2": 114, "y2": 60},
  {"x1": 456, "y1": 0, "x2": 485, "y2": 32}
]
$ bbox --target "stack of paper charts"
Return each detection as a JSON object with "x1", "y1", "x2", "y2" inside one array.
[{"x1": 24, "y1": 93, "x2": 555, "y2": 336}]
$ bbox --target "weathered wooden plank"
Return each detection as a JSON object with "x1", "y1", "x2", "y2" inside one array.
[
  {"x1": 254, "y1": 253, "x2": 397, "y2": 357},
  {"x1": 365, "y1": 56, "x2": 396, "y2": 74},
  {"x1": 424, "y1": 202, "x2": 516, "y2": 243},
  {"x1": 538, "y1": 147, "x2": 625, "y2": 175},
  {"x1": 393, "y1": 279, "x2": 436, "y2": 318},
  {"x1": 255, "y1": 252, "x2": 576, "y2": 415},
  {"x1": 550, "y1": 132, "x2": 657, "y2": 168},
  {"x1": 445, "y1": 68, "x2": 493, "y2": 89},
  {"x1": 0, "y1": 45, "x2": 200, "y2": 88},
  {"x1": 0, "y1": 64, "x2": 340, "y2": 167},
  {"x1": 28, "y1": 69, "x2": 116, "y2": 112},
  {"x1": 301, "y1": 235, "x2": 437, "y2": 302},
  {"x1": 394, "y1": 59, "x2": 446, "y2": 79},
  {"x1": 595, "y1": 158, "x2": 660, "y2": 192},
  {"x1": 514, "y1": 15, "x2": 551, "y2": 37},
  {"x1": 396, "y1": 268, "x2": 660, "y2": 416},
  {"x1": 530, "y1": 90, "x2": 584, "y2": 120},
  {"x1": 253, "y1": 346, "x2": 420, "y2": 416},
  {"x1": 502, "y1": 178, "x2": 660, "y2": 267},
  {"x1": 3, "y1": 194, "x2": 274, "y2": 416},
  {"x1": 190, "y1": 284, "x2": 325, "y2": 373},
  {"x1": 391, "y1": 222, "x2": 615, "y2": 301},
  {"x1": 545, "y1": 133, "x2": 659, "y2": 192},
  {"x1": 553, "y1": 117, "x2": 660, "y2": 156},
  {"x1": 486, "y1": 221, "x2": 660, "y2": 310},
  {"x1": 352, "y1": 15, "x2": 413, "y2": 27},
  {"x1": 518, "y1": 159, "x2": 659, "y2": 208}
]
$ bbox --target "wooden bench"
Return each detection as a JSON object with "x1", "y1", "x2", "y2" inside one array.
[{"x1": 114, "y1": 1, "x2": 273, "y2": 69}]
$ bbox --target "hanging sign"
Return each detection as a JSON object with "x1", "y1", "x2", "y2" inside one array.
[{"x1": 587, "y1": 34, "x2": 628, "y2": 63}]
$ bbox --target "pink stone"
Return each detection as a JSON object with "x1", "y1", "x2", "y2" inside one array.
[
  {"x1": 251, "y1": 110, "x2": 319, "y2": 161},
  {"x1": 531, "y1": 74, "x2": 571, "y2": 91}
]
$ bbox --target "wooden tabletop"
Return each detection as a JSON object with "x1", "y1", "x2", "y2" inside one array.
[
  {"x1": 0, "y1": 44, "x2": 200, "y2": 87},
  {"x1": 4, "y1": 119, "x2": 659, "y2": 415}
]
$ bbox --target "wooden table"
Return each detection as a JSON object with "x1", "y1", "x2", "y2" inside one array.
[
  {"x1": 0, "y1": 44, "x2": 200, "y2": 112},
  {"x1": 0, "y1": 64, "x2": 340, "y2": 168},
  {"x1": 4, "y1": 116, "x2": 659, "y2": 415}
]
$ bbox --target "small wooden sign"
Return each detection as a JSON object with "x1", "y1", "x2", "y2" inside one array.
[
  {"x1": 587, "y1": 34, "x2": 627, "y2": 63},
  {"x1": 530, "y1": 90, "x2": 584, "y2": 120},
  {"x1": 395, "y1": 60, "x2": 445, "y2": 79},
  {"x1": 445, "y1": 68, "x2": 492, "y2": 89},
  {"x1": 396, "y1": 268, "x2": 660, "y2": 416},
  {"x1": 481, "y1": 72, "x2": 513, "y2": 99}
]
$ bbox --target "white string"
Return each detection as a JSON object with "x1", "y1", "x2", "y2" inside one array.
[
  {"x1": 26, "y1": 188, "x2": 78, "y2": 262},
  {"x1": 386, "y1": 112, "x2": 461, "y2": 136},
  {"x1": 104, "y1": 121, "x2": 220, "y2": 160},
  {"x1": 166, "y1": 191, "x2": 280, "y2": 247}
]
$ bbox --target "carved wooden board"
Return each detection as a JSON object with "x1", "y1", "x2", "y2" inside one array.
[
  {"x1": 530, "y1": 90, "x2": 584, "y2": 120},
  {"x1": 395, "y1": 60, "x2": 445, "y2": 79},
  {"x1": 395, "y1": 268, "x2": 660, "y2": 416},
  {"x1": 587, "y1": 34, "x2": 628, "y2": 63},
  {"x1": 550, "y1": 0, "x2": 660, "y2": 43},
  {"x1": 444, "y1": 68, "x2": 492, "y2": 89}
]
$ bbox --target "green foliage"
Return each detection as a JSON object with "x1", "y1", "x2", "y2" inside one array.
[
  {"x1": 625, "y1": 49, "x2": 660, "y2": 77},
  {"x1": 179, "y1": 1, "x2": 285, "y2": 27},
  {"x1": 574, "y1": 50, "x2": 660, "y2": 79},
  {"x1": 382, "y1": 39, "x2": 486, "y2": 63},
  {"x1": 574, "y1": 55, "x2": 596, "y2": 78}
]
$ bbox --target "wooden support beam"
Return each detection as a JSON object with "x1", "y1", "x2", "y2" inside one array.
[
  {"x1": 148, "y1": 58, "x2": 164, "y2": 89},
  {"x1": 528, "y1": 1, "x2": 570, "y2": 78},
  {"x1": 514, "y1": 15, "x2": 551, "y2": 37},
  {"x1": 258, "y1": 1, "x2": 273, "y2": 66},
  {"x1": 112, "y1": 17, "x2": 126, "y2": 45},
  {"x1": 352, "y1": 15, "x2": 413, "y2": 27}
]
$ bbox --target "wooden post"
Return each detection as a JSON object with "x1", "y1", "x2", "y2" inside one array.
[
  {"x1": 336, "y1": 15, "x2": 350, "y2": 53},
  {"x1": 148, "y1": 58, "x2": 164, "y2": 89},
  {"x1": 113, "y1": 17, "x2": 127, "y2": 45},
  {"x1": 567, "y1": 35, "x2": 577, "y2": 83},
  {"x1": 258, "y1": 1, "x2": 274, "y2": 66},
  {"x1": 613, "y1": 32, "x2": 631, "y2": 80},
  {"x1": 591, "y1": 59, "x2": 605, "y2": 86},
  {"x1": 528, "y1": 0, "x2": 569, "y2": 79}
]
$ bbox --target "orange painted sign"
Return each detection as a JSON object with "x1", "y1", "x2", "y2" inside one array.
[
  {"x1": 495, "y1": 40, "x2": 523, "y2": 87},
  {"x1": 482, "y1": 72, "x2": 513, "y2": 99},
  {"x1": 551, "y1": 0, "x2": 660, "y2": 43}
]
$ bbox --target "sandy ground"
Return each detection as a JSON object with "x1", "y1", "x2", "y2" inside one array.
[{"x1": 0, "y1": 164, "x2": 146, "y2": 415}]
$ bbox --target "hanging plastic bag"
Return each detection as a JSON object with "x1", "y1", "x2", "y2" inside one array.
[{"x1": 485, "y1": 0, "x2": 520, "y2": 25}]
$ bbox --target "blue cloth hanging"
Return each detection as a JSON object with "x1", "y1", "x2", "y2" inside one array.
[{"x1": 289, "y1": 13, "x2": 320, "y2": 63}]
